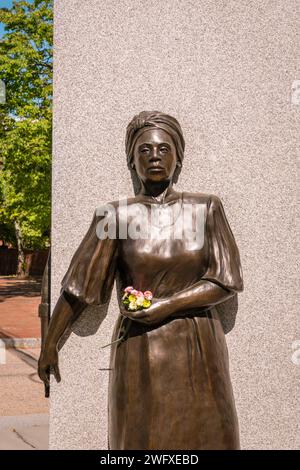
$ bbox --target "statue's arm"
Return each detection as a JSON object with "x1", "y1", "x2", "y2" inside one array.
[
  {"x1": 159, "y1": 194, "x2": 244, "y2": 319},
  {"x1": 120, "y1": 280, "x2": 236, "y2": 326},
  {"x1": 163, "y1": 279, "x2": 235, "y2": 315},
  {"x1": 38, "y1": 206, "x2": 118, "y2": 392},
  {"x1": 38, "y1": 291, "x2": 87, "y2": 391}
]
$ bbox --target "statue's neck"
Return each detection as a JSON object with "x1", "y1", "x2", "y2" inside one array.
[{"x1": 138, "y1": 181, "x2": 175, "y2": 203}]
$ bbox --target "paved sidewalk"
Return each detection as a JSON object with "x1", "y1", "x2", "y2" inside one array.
[
  {"x1": 0, "y1": 276, "x2": 42, "y2": 340},
  {"x1": 0, "y1": 347, "x2": 48, "y2": 416},
  {"x1": 0, "y1": 277, "x2": 49, "y2": 450},
  {"x1": 0, "y1": 414, "x2": 49, "y2": 450},
  {"x1": 0, "y1": 347, "x2": 49, "y2": 449}
]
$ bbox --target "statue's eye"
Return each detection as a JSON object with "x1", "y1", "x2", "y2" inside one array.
[
  {"x1": 160, "y1": 146, "x2": 169, "y2": 153},
  {"x1": 140, "y1": 147, "x2": 150, "y2": 154}
]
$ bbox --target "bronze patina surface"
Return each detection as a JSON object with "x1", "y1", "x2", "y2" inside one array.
[{"x1": 38, "y1": 111, "x2": 244, "y2": 450}]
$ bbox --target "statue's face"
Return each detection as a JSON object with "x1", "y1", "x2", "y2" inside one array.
[{"x1": 132, "y1": 128, "x2": 177, "y2": 184}]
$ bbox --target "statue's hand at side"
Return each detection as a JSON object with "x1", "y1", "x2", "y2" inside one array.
[
  {"x1": 38, "y1": 347, "x2": 61, "y2": 397},
  {"x1": 37, "y1": 291, "x2": 88, "y2": 397}
]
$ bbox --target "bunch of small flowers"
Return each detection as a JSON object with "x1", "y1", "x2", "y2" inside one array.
[
  {"x1": 122, "y1": 286, "x2": 153, "y2": 311},
  {"x1": 101, "y1": 286, "x2": 153, "y2": 349}
]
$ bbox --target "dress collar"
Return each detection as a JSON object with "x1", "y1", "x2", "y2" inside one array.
[{"x1": 136, "y1": 185, "x2": 181, "y2": 205}]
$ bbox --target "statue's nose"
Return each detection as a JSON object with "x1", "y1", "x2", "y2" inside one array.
[{"x1": 149, "y1": 147, "x2": 160, "y2": 161}]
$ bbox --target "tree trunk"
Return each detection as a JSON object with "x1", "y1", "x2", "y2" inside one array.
[{"x1": 14, "y1": 219, "x2": 26, "y2": 278}]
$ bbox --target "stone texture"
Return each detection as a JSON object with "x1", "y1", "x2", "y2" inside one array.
[{"x1": 50, "y1": 0, "x2": 299, "y2": 449}]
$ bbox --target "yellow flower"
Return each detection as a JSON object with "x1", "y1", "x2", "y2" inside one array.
[
  {"x1": 128, "y1": 294, "x2": 136, "y2": 302},
  {"x1": 142, "y1": 299, "x2": 151, "y2": 308}
]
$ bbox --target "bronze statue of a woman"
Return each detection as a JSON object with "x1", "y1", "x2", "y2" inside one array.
[{"x1": 38, "y1": 111, "x2": 244, "y2": 450}]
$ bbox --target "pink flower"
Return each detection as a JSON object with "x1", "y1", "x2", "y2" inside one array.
[
  {"x1": 124, "y1": 286, "x2": 134, "y2": 293},
  {"x1": 144, "y1": 290, "x2": 153, "y2": 300},
  {"x1": 131, "y1": 289, "x2": 139, "y2": 296},
  {"x1": 136, "y1": 291, "x2": 144, "y2": 298}
]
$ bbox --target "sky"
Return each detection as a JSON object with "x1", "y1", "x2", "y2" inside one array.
[
  {"x1": 0, "y1": 0, "x2": 14, "y2": 38},
  {"x1": 0, "y1": 0, "x2": 34, "y2": 39}
]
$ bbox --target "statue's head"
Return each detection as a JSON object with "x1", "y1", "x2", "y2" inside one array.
[{"x1": 125, "y1": 111, "x2": 185, "y2": 191}]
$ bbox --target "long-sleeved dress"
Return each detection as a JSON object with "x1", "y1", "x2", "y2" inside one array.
[{"x1": 60, "y1": 191, "x2": 244, "y2": 450}]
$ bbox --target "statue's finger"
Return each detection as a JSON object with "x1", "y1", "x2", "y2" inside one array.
[
  {"x1": 44, "y1": 382, "x2": 50, "y2": 398},
  {"x1": 39, "y1": 366, "x2": 50, "y2": 386},
  {"x1": 53, "y1": 365, "x2": 61, "y2": 383},
  {"x1": 133, "y1": 310, "x2": 148, "y2": 319}
]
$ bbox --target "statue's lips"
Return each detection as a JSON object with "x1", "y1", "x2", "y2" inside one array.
[{"x1": 148, "y1": 166, "x2": 165, "y2": 171}]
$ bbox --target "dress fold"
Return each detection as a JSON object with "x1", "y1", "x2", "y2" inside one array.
[{"x1": 201, "y1": 195, "x2": 244, "y2": 293}]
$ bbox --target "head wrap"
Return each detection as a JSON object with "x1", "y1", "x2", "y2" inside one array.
[{"x1": 125, "y1": 110, "x2": 185, "y2": 166}]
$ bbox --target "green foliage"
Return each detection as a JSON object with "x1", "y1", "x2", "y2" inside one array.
[{"x1": 0, "y1": 1, "x2": 52, "y2": 249}]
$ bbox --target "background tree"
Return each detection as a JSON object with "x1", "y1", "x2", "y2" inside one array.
[{"x1": 0, "y1": 0, "x2": 52, "y2": 276}]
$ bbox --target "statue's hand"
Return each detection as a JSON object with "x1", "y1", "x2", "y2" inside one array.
[
  {"x1": 120, "y1": 298, "x2": 171, "y2": 326},
  {"x1": 38, "y1": 347, "x2": 61, "y2": 396}
]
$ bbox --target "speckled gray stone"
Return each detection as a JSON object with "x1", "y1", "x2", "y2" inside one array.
[{"x1": 50, "y1": 0, "x2": 299, "y2": 450}]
